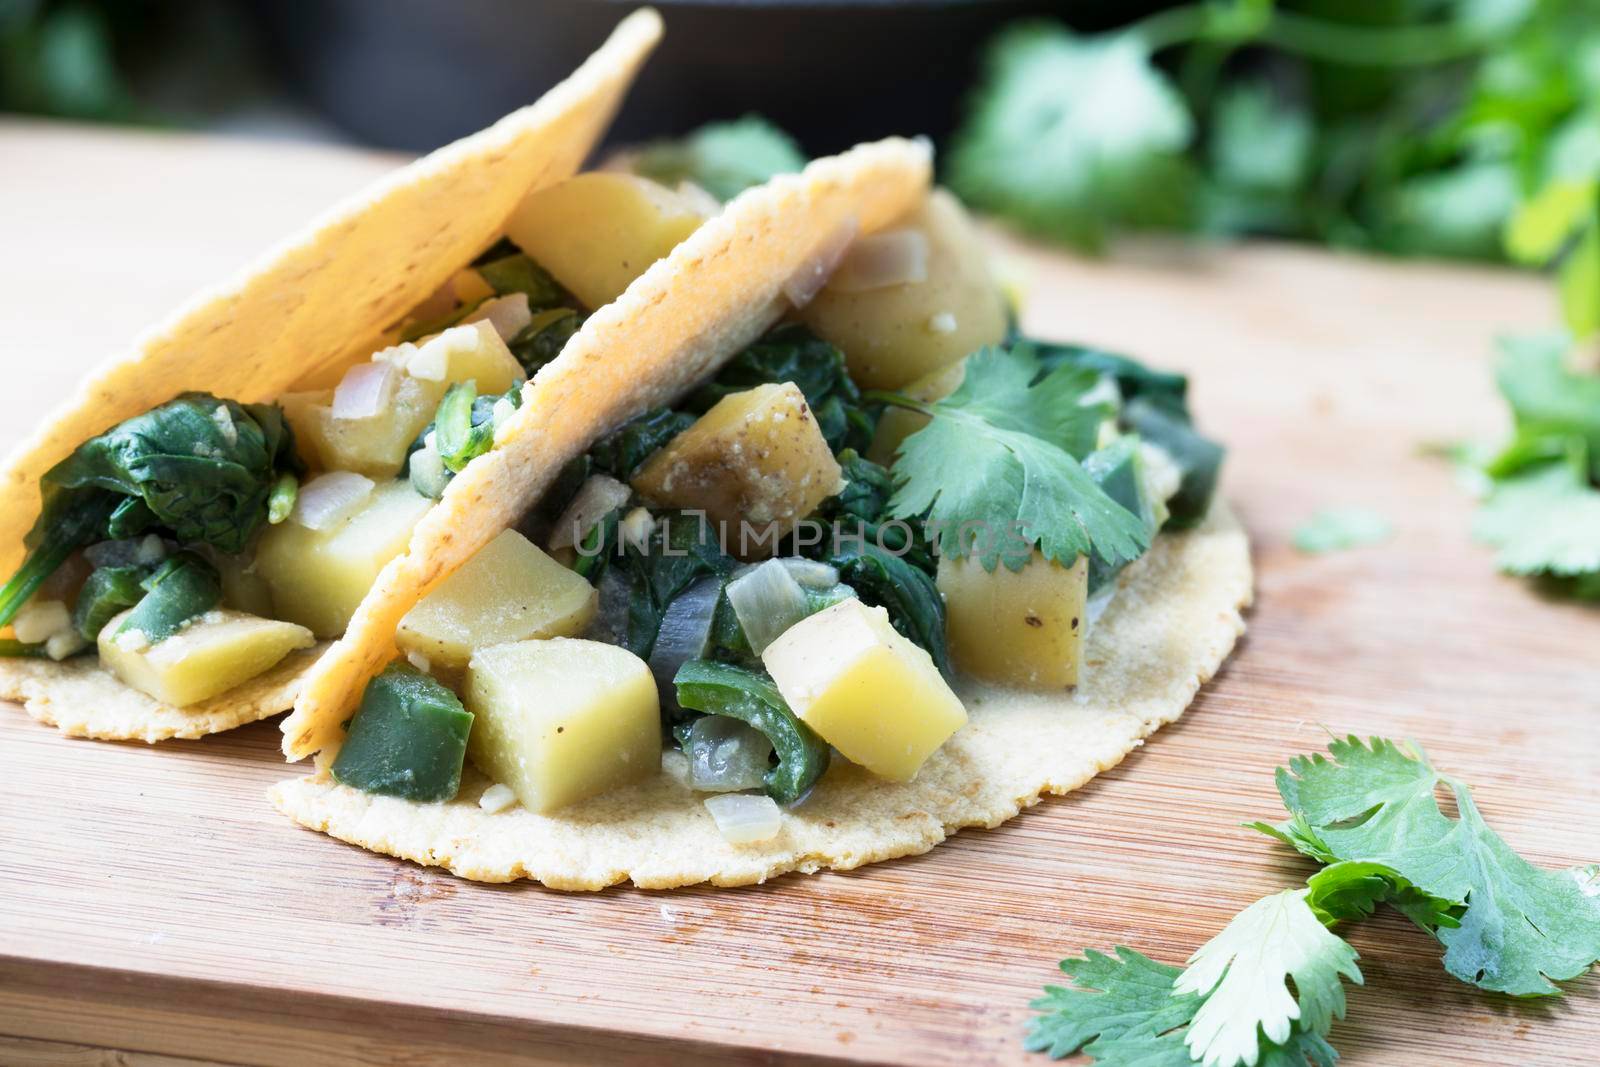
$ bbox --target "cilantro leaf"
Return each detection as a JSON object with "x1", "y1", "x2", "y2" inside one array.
[
  {"x1": 1268, "y1": 736, "x2": 1600, "y2": 995},
  {"x1": 1491, "y1": 334, "x2": 1600, "y2": 476},
  {"x1": 1292, "y1": 508, "x2": 1393, "y2": 554},
  {"x1": 1473, "y1": 459, "x2": 1600, "y2": 576},
  {"x1": 885, "y1": 346, "x2": 1150, "y2": 571},
  {"x1": 633, "y1": 115, "x2": 806, "y2": 202},
  {"x1": 948, "y1": 22, "x2": 1195, "y2": 252},
  {"x1": 1304, "y1": 860, "x2": 1465, "y2": 933},
  {"x1": 1175, "y1": 889, "x2": 1362, "y2": 1066}
]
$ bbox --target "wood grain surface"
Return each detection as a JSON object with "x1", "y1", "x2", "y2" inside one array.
[{"x1": 1, "y1": 120, "x2": 1596, "y2": 1066}]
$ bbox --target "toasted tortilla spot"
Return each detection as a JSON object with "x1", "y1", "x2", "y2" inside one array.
[
  {"x1": 0, "y1": 10, "x2": 661, "y2": 741},
  {"x1": 284, "y1": 136, "x2": 936, "y2": 763},
  {"x1": 270, "y1": 503, "x2": 1250, "y2": 889},
  {"x1": 0, "y1": 643, "x2": 326, "y2": 743}
]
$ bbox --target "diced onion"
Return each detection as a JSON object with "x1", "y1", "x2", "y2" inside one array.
[
  {"x1": 726, "y1": 559, "x2": 810, "y2": 655},
  {"x1": 648, "y1": 576, "x2": 722, "y2": 702},
  {"x1": 136, "y1": 533, "x2": 166, "y2": 565},
  {"x1": 550, "y1": 474, "x2": 632, "y2": 550},
  {"x1": 686, "y1": 716, "x2": 774, "y2": 793},
  {"x1": 827, "y1": 229, "x2": 928, "y2": 292},
  {"x1": 45, "y1": 630, "x2": 88, "y2": 661},
  {"x1": 703, "y1": 793, "x2": 783, "y2": 845},
  {"x1": 85, "y1": 536, "x2": 166, "y2": 569},
  {"x1": 782, "y1": 215, "x2": 859, "y2": 307},
  {"x1": 465, "y1": 292, "x2": 532, "y2": 343},
  {"x1": 779, "y1": 558, "x2": 838, "y2": 590},
  {"x1": 331, "y1": 360, "x2": 399, "y2": 421},
  {"x1": 13, "y1": 599, "x2": 70, "y2": 644},
  {"x1": 292, "y1": 471, "x2": 374, "y2": 531},
  {"x1": 620, "y1": 506, "x2": 656, "y2": 550},
  {"x1": 478, "y1": 783, "x2": 519, "y2": 814}
]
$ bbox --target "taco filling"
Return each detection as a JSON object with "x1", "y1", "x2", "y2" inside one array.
[
  {"x1": 0, "y1": 170, "x2": 719, "y2": 720},
  {"x1": 317, "y1": 181, "x2": 1226, "y2": 844}
]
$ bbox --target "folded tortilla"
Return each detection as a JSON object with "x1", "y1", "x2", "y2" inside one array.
[
  {"x1": 0, "y1": 9, "x2": 665, "y2": 739},
  {"x1": 272, "y1": 503, "x2": 1250, "y2": 889}
]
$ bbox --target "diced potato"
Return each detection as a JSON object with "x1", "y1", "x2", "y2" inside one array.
[
  {"x1": 632, "y1": 382, "x2": 842, "y2": 549},
  {"x1": 938, "y1": 551, "x2": 1088, "y2": 689},
  {"x1": 97, "y1": 608, "x2": 314, "y2": 708},
  {"x1": 762, "y1": 598, "x2": 966, "y2": 782},
  {"x1": 281, "y1": 375, "x2": 442, "y2": 478},
  {"x1": 397, "y1": 530, "x2": 596, "y2": 672},
  {"x1": 799, "y1": 188, "x2": 1007, "y2": 390},
  {"x1": 255, "y1": 480, "x2": 432, "y2": 637},
  {"x1": 400, "y1": 321, "x2": 524, "y2": 394},
  {"x1": 865, "y1": 357, "x2": 968, "y2": 466},
  {"x1": 465, "y1": 638, "x2": 660, "y2": 814},
  {"x1": 505, "y1": 172, "x2": 707, "y2": 309}
]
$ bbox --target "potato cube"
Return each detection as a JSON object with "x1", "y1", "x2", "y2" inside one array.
[
  {"x1": 761, "y1": 598, "x2": 966, "y2": 781},
  {"x1": 465, "y1": 638, "x2": 660, "y2": 814},
  {"x1": 505, "y1": 172, "x2": 707, "y2": 309},
  {"x1": 281, "y1": 374, "x2": 442, "y2": 478},
  {"x1": 98, "y1": 608, "x2": 314, "y2": 708},
  {"x1": 397, "y1": 530, "x2": 596, "y2": 671},
  {"x1": 799, "y1": 188, "x2": 1007, "y2": 390},
  {"x1": 255, "y1": 480, "x2": 432, "y2": 637},
  {"x1": 938, "y1": 551, "x2": 1087, "y2": 689},
  {"x1": 631, "y1": 382, "x2": 842, "y2": 549},
  {"x1": 400, "y1": 321, "x2": 525, "y2": 395}
]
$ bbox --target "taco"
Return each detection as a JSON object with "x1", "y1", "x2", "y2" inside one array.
[
  {"x1": 268, "y1": 127, "x2": 1251, "y2": 888},
  {"x1": 0, "y1": 8, "x2": 713, "y2": 741}
]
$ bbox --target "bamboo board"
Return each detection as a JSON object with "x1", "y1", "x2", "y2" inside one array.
[{"x1": 1, "y1": 120, "x2": 1596, "y2": 1066}]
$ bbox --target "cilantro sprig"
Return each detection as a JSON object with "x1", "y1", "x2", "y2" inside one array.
[
  {"x1": 1027, "y1": 736, "x2": 1600, "y2": 1064},
  {"x1": 874, "y1": 345, "x2": 1150, "y2": 572}
]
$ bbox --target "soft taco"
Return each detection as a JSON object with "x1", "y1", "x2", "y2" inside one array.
[
  {"x1": 268, "y1": 125, "x2": 1251, "y2": 888},
  {"x1": 0, "y1": 7, "x2": 758, "y2": 742}
]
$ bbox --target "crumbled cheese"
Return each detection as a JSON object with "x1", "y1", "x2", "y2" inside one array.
[
  {"x1": 927, "y1": 311, "x2": 958, "y2": 334},
  {"x1": 211, "y1": 405, "x2": 238, "y2": 446},
  {"x1": 478, "y1": 783, "x2": 519, "y2": 814},
  {"x1": 12, "y1": 599, "x2": 70, "y2": 644}
]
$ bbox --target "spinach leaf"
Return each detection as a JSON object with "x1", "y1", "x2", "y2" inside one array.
[
  {"x1": 1121, "y1": 398, "x2": 1224, "y2": 529},
  {"x1": 117, "y1": 551, "x2": 222, "y2": 644},
  {"x1": 508, "y1": 308, "x2": 584, "y2": 377},
  {"x1": 818, "y1": 450, "x2": 894, "y2": 527},
  {"x1": 687, "y1": 324, "x2": 877, "y2": 453},
  {"x1": 73, "y1": 563, "x2": 152, "y2": 641},
  {"x1": 827, "y1": 544, "x2": 951, "y2": 676},
  {"x1": 673, "y1": 659, "x2": 830, "y2": 804},
  {"x1": 0, "y1": 394, "x2": 297, "y2": 628},
  {"x1": 589, "y1": 408, "x2": 697, "y2": 481},
  {"x1": 0, "y1": 639, "x2": 47, "y2": 658},
  {"x1": 620, "y1": 511, "x2": 736, "y2": 660},
  {"x1": 476, "y1": 252, "x2": 568, "y2": 310},
  {"x1": 1026, "y1": 337, "x2": 1191, "y2": 421}
]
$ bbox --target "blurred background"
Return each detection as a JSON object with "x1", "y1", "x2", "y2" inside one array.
[{"x1": 3, "y1": 0, "x2": 1597, "y2": 329}]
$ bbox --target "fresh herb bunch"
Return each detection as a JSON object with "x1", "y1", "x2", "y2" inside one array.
[
  {"x1": 1461, "y1": 333, "x2": 1600, "y2": 598},
  {"x1": 1027, "y1": 736, "x2": 1600, "y2": 1065},
  {"x1": 950, "y1": 1, "x2": 1600, "y2": 266}
]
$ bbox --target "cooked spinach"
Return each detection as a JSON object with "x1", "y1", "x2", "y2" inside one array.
[
  {"x1": 508, "y1": 308, "x2": 584, "y2": 376},
  {"x1": 1027, "y1": 337, "x2": 1190, "y2": 420},
  {"x1": 0, "y1": 394, "x2": 298, "y2": 628},
  {"x1": 72, "y1": 563, "x2": 152, "y2": 641},
  {"x1": 687, "y1": 324, "x2": 877, "y2": 453},
  {"x1": 589, "y1": 408, "x2": 697, "y2": 481},
  {"x1": 827, "y1": 544, "x2": 950, "y2": 676},
  {"x1": 117, "y1": 551, "x2": 221, "y2": 644},
  {"x1": 1121, "y1": 397, "x2": 1224, "y2": 529},
  {"x1": 616, "y1": 511, "x2": 736, "y2": 660},
  {"x1": 476, "y1": 252, "x2": 568, "y2": 310},
  {"x1": 0, "y1": 639, "x2": 46, "y2": 658},
  {"x1": 673, "y1": 659, "x2": 829, "y2": 804}
]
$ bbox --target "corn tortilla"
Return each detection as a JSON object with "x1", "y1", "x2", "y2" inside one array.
[
  {"x1": 0, "y1": 11, "x2": 662, "y2": 739},
  {"x1": 270, "y1": 502, "x2": 1251, "y2": 889},
  {"x1": 283, "y1": 137, "x2": 938, "y2": 764}
]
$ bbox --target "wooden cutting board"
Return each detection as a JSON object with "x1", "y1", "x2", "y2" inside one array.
[{"x1": 1, "y1": 120, "x2": 1596, "y2": 1067}]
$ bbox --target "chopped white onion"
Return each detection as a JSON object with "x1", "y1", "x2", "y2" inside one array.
[
  {"x1": 45, "y1": 630, "x2": 89, "y2": 661},
  {"x1": 464, "y1": 292, "x2": 532, "y2": 343},
  {"x1": 211, "y1": 405, "x2": 238, "y2": 445},
  {"x1": 686, "y1": 716, "x2": 773, "y2": 793},
  {"x1": 782, "y1": 215, "x2": 859, "y2": 307},
  {"x1": 292, "y1": 471, "x2": 374, "y2": 531},
  {"x1": 136, "y1": 533, "x2": 167, "y2": 565},
  {"x1": 331, "y1": 360, "x2": 399, "y2": 421},
  {"x1": 828, "y1": 229, "x2": 928, "y2": 292},
  {"x1": 85, "y1": 536, "x2": 166, "y2": 569},
  {"x1": 13, "y1": 599, "x2": 70, "y2": 644},
  {"x1": 703, "y1": 793, "x2": 783, "y2": 845},
  {"x1": 726, "y1": 559, "x2": 810, "y2": 655},
  {"x1": 620, "y1": 506, "x2": 656, "y2": 551},
  {"x1": 780, "y1": 558, "x2": 838, "y2": 590},
  {"x1": 648, "y1": 576, "x2": 721, "y2": 702},
  {"x1": 405, "y1": 649, "x2": 432, "y2": 673},
  {"x1": 550, "y1": 474, "x2": 632, "y2": 550},
  {"x1": 478, "y1": 782, "x2": 519, "y2": 814}
]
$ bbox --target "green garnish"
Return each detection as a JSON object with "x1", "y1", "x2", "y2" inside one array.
[
  {"x1": 72, "y1": 563, "x2": 151, "y2": 642},
  {"x1": 880, "y1": 345, "x2": 1148, "y2": 572},
  {"x1": 633, "y1": 115, "x2": 806, "y2": 202},
  {"x1": 1506, "y1": 180, "x2": 1600, "y2": 341},
  {"x1": 1292, "y1": 508, "x2": 1393, "y2": 555},
  {"x1": 116, "y1": 551, "x2": 222, "y2": 645},
  {"x1": 1028, "y1": 736, "x2": 1600, "y2": 1064},
  {"x1": 433, "y1": 382, "x2": 496, "y2": 474},
  {"x1": 673, "y1": 659, "x2": 829, "y2": 804},
  {"x1": 332, "y1": 664, "x2": 473, "y2": 803}
]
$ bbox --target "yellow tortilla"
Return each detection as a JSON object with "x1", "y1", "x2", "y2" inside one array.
[
  {"x1": 271, "y1": 503, "x2": 1251, "y2": 889},
  {"x1": 0, "y1": 10, "x2": 663, "y2": 740},
  {"x1": 282, "y1": 137, "x2": 938, "y2": 763}
]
